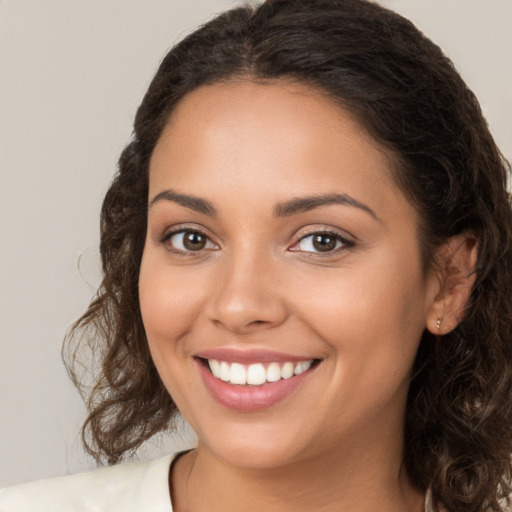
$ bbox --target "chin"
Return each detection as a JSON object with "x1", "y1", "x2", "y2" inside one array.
[{"x1": 195, "y1": 421, "x2": 313, "y2": 470}]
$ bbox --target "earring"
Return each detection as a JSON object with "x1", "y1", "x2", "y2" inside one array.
[{"x1": 436, "y1": 318, "x2": 442, "y2": 329}]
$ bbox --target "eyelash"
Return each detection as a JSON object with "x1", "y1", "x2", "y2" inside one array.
[
  {"x1": 290, "y1": 229, "x2": 354, "y2": 256},
  {"x1": 160, "y1": 228, "x2": 218, "y2": 256},
  {"x1": 160, "y1": 227, "x2": 354, "y2": 256}
]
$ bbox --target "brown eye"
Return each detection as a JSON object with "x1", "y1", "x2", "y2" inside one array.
[
  {"x1": 312, "y1": 234, "x2": 337, "y2": 252},
  {"x1": 292, "y1": 231, "x2": 352, "y2": 254},
  {"x1": 165, "y1": 229, "x2": 217, "y2": 252},
  {"x1": 183, "y1": 231, "x2": 207, "y2": 250}
]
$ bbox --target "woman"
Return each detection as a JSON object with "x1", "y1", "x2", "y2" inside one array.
[{"x1": 2, "y1": 0, "x2": 511, "y2": 510}]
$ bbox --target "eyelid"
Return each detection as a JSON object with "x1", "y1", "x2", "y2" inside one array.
[
  {"x1": 157, "y1": 223, "x2": 354, "y2": 256},
  {"x1": 159, "y1": 221, "x2": 215, "y2": 242},
  {"x1": 289, "y1": 227, "x2": 355, "y2": 254},
  {"x1": 159, "y1": 225, "x2": 219, "y2": 254}
]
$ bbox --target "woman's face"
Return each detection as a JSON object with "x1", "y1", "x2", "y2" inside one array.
[{"x1": 139, "y1": 81, "x2": 440, "y2": 469}]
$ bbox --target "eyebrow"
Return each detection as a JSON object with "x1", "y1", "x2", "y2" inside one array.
[
  {"x1": 273, "y1": 193, "x2": 379, "y2": 221},
  {"x1": 149, "y1": 189, "x2": 378, "y2": 221},
  {"x1": 149, "y1": 189, "x2": 217, "y2": 216}
]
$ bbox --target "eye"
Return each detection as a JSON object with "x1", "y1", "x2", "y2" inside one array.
[
  {"x1": 291, "y1": 231, "x2": 352, "y2": 254},
  {"x1": 162, "y1": 229, "x2": 217, "y2": 253}
]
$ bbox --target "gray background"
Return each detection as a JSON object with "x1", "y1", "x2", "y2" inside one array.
[{"x1": 1, "y1": 0, "x2": 511, "y2": 487}]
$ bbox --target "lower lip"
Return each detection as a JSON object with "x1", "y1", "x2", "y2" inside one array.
[{"x1": 197, "y1": 360, "x2": 316, "y2": 412}]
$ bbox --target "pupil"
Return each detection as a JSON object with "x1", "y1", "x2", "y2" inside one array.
[
  {"x1": 312, "y1": 234, "x2": 336, "y2": 252},
  {"x1": 184, "y1": 232, "x2": 206, "y2": 250}
]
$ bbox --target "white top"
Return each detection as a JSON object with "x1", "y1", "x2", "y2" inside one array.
[
  {"x1": 0, "y1": 454, "x2": 175, "y2": 511},
  {"x1": 0, "y1": 453, "x2": 440, "y2": 511}
]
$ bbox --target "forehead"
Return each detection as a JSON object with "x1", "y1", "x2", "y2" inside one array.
[{"x1": 148, "y1": 80, "x2": 406, "y2": 218}]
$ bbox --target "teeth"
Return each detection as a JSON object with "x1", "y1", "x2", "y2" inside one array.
[
  {"x1": 266, "y1": 362, "x2": 281, "y2": 382},
  {"x1": 281, "y1": 362, "x2": 294, "y2": 379},
  {"x1": 209, "y1": 359, "x2": 221, "y2": 378},
  {"x1": 230, "y1": 363, "x2": 247, "y2": 385},
  {"x1": 219, "y1": 361, "x2": 230, "y2": 382},
  {"x1": 294, "y1": 361, "x2": 311, "y2": 375},
  {"x1": 207, "y1": 359, "x2": 313, "y2": 386},
  {"x1": 247, "y1": 364, "x2": 266, "y2": 385}
]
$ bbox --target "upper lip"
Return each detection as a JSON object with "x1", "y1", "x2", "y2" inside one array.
[{"x1": 195, "y1": 348, "x2": 318, "y2": 364}]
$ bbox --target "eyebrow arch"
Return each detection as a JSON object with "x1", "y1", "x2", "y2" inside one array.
[
  {"x1": 149, "y1": 189, "x2": 217, "y2": 216},
  {"x1": 273, "y1": 193, "x2": 379, "y2": 221}
]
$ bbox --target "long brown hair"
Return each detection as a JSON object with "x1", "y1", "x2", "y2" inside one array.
[{"x1": 63, "y1": 1, "x2": 512, "y2": 510}]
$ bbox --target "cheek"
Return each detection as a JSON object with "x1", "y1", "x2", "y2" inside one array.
[
  {"x1": 292, "y1": 254, "x2": 427, "y2": 376},
  {"x1": 138, "y1": 252, "x2": 211, "y2": 408},
  {"x1": 296, "y1": 266, "x2": 426, "y2": 434},
  {"x1": 138, "y1": 253, "x2": 206, "y2": 355},
  {"x1": 297, "y1": 262, "x2": 424, "y2": 330}
]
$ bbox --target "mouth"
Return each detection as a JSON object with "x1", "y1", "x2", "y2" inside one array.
[
  {"x1": 199, "y1": 358, "x2": 317, "y2": 386},
  {"x1": 195, "y1": 354, "x2": 321, "y2": 412}
]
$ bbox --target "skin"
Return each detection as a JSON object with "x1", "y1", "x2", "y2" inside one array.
[{"x1": 138, "y1": 80, "x2": 467, "y2": 511}]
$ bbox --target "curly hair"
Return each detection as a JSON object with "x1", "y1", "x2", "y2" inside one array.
[{"x1": 63, "y1": 1, "x2": 512, "y2": 510}]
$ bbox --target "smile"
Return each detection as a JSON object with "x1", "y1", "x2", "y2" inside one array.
[
  {"x1": 207, "y1": 359, "x2": 314, "y2": 386},
  {"x1": 195, "y1": 352, "x2": 320, "y2": 412}
]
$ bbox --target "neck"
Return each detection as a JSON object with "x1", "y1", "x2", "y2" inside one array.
[{"x1": 171, "y1": 435, "x2": 425, "y2": 512}]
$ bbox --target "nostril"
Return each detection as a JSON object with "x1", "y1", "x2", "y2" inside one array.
[{"x1": 208, "y1": 289, "x2": 288, "y2": 333}]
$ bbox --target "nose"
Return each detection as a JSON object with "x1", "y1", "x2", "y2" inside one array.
[{"x1": 207, "y1": 251, "x2": 288, "y2": 334}]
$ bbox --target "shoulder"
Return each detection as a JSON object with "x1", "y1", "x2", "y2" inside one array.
[{"x1": 0, "y1": 454, "x2": 175, "y2": 512}]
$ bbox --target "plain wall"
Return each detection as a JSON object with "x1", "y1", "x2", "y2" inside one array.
[{"x1": 1, "y1": 0, "x2": 511, "y2": 487}]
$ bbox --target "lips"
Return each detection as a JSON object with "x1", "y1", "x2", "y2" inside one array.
[{"x1": 195, "y1": 349, "x2": 319, "y2": 412}]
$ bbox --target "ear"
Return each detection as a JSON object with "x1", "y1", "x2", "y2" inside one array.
[{"x1": 426, "y1": 234, "x2": 478, "y2": 335}]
